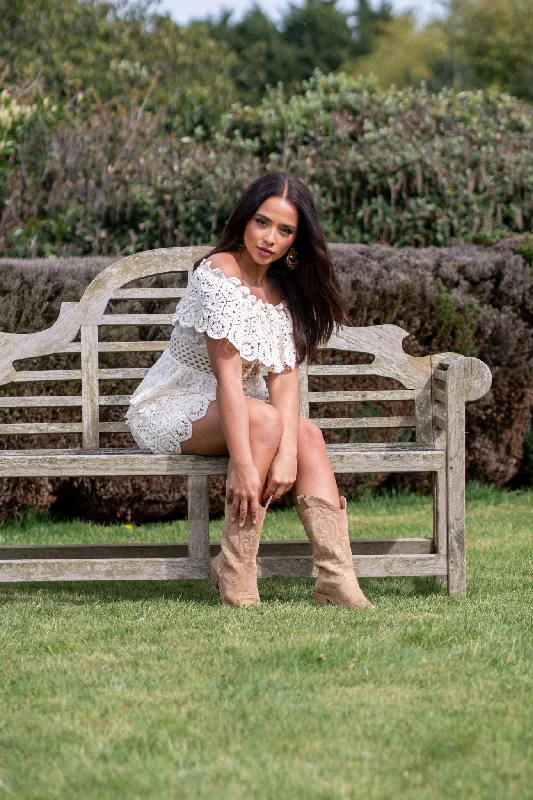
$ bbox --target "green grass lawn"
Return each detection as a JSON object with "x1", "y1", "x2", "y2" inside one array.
[{"x1": 1, "y1": 483, "x2": 531, "y2": 799}]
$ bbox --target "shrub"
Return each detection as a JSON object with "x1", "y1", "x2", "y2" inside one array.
[{"x1": 1, "y1": 73, "x2": 532, "y2": 256}]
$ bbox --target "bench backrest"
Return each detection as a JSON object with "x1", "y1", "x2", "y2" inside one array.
[{"x1": 0, "y1": 247, "x2": 437, "y2": 450}]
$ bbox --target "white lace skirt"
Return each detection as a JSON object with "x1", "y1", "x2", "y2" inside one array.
[{"x1": 126, "y1": 376, "x2": 270, "y2": 455}]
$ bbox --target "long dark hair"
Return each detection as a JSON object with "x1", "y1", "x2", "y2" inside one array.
[{"x1": 194, "y1": 171, "x2": 349, "y2": 364}]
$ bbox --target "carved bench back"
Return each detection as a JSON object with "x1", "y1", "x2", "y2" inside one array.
[{"x1": 0, "y1": 247, "x2": 435, "y2": 450}]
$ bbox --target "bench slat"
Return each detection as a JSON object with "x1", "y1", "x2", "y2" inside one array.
[
  {"x1": 0, "y1": 443, "x2": 445, "y2": 475},
  {"x1": 12, "y1": 370, "x2": 82, "y2": 382},
  {"x1": 98, "y1": 341, "x2": 168, "y2": 352},
  {"x1": 99, "y1": 395, "x2": 131, "y2": 406},
  {"x1": 0, "y1": 395, "x2": 131, "y2": 407},
  {"x1": 0, "y1": 553, "x2": 447, "y2": 582},
  {"x1": 98, "y1": 314, "x2": 173, "y2": 325},
  {"x1": 309, "y1": 390, "x2": 415, "y2": 402},
  {"x1": 111, "y1": 288, "x2": 185, "y2": 299},
  {"x1": 313, "y1": 416, "x2": 416, "y2": 428},
  {"x1": 0, "y1": 396, "x2": 83, "y2": 407},
  {"x1": 307, "y1": 365, "x2": 382, "y2": 376},
  {"x1": 98, "y1": 368, "x2": 147, "y2": 379},
  {"x1": 0, "y1": 423, "x2": 83, "y2": 434}
]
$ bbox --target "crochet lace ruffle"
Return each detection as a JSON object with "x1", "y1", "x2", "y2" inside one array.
[{"x1": 172, "y1": 258, "x2": 296, "y2": 373}]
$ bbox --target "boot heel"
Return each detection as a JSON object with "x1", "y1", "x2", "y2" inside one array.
[{"x1": 314, "y1": 591, "x2": 332, "y2": 605}]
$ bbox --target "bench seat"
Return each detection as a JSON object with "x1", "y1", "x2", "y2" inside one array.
[{"x1": 0, "y1": 442, "x2": 446, "y2": 477}]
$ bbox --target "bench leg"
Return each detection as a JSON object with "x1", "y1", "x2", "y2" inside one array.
[
  {"x1": 432, "y1": 469, "x2": 448, "y2": 583},
  {"x1": 447, "y1": 443, "x2": 467, "y2": 597},
  {"x1": 187, "y1": 475, "x2": 210, "y2": 561}
]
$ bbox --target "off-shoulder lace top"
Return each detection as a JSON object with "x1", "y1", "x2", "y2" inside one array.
[{"x1": 125, "y1": 257, "x2": 297, "y2": 417}]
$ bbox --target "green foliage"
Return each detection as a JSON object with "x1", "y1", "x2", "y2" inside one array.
[
  {"x1": 203, "y1": 0, "x2": 393, "y2": 102},
  {"x1": 345, "y1": 13, "x2": 448, "y2": 89},
  {"x1": 515, "y1": 236, "x2": 533, "y2": 276},
  {"x1": 353, "y1": 0, "x2": 394, "y2": 58},
  {"x1": 0, "y1": 0, "x2": 240, "y2": 133},
  {"x1": 433, "y1": 278, "x2": 480, "y2": 356},
  {"x1": 1, "y1": 73, "x2": 532, "y2": 256},
  {"x1": 462, "y1": 230, "x2": 512, "y2": 246},
  {"x1": 281, "y1": 0, "x2": 356, "y2": 81},
  {"x1": 443, "y1": 0, "x2": 533, "y2": 101},
  {"x1": 201, "y1": 6, "x2": 292, "y2": 104}
]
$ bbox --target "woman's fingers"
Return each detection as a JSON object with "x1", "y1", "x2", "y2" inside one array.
[
  {"x1": 263, "y1": 483, "x2": 292, "y2": 504},
  {"x1": 230, "y1": 496, "x2": 255, "y2": 526},
  {"x1": 228, "y1": 491, "x2": 268, "y2": 525},
  {"x1": 250, "y1": 497, "x2": 259, "y2": 525},
  {"x1": 239, "y1": 498, "x2": 248, "y2": 527}
]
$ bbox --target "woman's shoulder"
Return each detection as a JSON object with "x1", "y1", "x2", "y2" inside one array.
[
  {"x1": 196, "y1": 251, "x2": 284, "y2": 308},
  {"x1": 201, "y1": 252, "x2": 241, "y2": 281}
]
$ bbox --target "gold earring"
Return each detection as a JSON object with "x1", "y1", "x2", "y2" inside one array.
[
  {"x1": 238, "y1": 238, "x2": 245, "y2": 251},
  {"x1": 286, "y1": 246, "x2": 298, "y2": 269}
]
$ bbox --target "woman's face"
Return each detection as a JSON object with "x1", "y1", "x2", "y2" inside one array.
[{"x1": 243, "y1": 196, "x2": 298, "y2": 264}]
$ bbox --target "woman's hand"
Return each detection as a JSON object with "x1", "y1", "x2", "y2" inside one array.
[
  {"x1": 262, "y1": 451, "x2": 297, "y2": 505},
  {"x1": 226, "y1": 461, "x2": 263, "y2": 527}
]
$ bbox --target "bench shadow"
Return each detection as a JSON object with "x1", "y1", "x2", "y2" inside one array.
[{"x1": 0, "y1": 576, "x2": 447, "y2": 605}]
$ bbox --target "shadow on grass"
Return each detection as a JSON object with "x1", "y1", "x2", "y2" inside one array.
[{"x1": 0, "y1": 575, "x2": 447, "y2": 605}]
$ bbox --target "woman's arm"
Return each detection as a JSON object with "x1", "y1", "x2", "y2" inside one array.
[
  {"x1": 214, "y1": 362, "x2": 253, "y2": 467},
  {"x1": 205, "y1": 333, "x2": 262, "y2": 525},
  {"x1": 261, "y1": 366, "x2": 300, "y2": 503}
]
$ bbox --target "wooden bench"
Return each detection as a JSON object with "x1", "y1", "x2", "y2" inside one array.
[{"x1": 0, "y1": 246, "x2": 492, "y2": 595}]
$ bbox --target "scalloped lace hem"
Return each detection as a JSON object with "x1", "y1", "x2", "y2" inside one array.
[
  {"x1": 174, "y1": 318, "x2": 294, "y2": 373},
  {"x1": 126, "y1": 393, "x2": 216, "y2": 454}
]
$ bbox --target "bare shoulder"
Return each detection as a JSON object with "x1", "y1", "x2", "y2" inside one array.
[{"x1": 205, "y1": 251, "x2": 240, "y2": 280}]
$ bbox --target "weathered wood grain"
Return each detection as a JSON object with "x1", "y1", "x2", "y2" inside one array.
[
  {"x1": 445, "y1": 362, "x2": 467, "y2": 596},
  {"x1": 308, "y1": 390, "x2": 415, "y2": 402},
  {"x1": 0, "y1": 554, "x2": 447, "y2": 582},
  {"x1": 297, "y1": 360, "x2": 309, "y2": 418},
  {"x1": 111, "y1": 288, "x2": 185, "y2": 299},
  {"x1": 81, "y1": 325, "x2": 100, "y2": 448},
  {"x1": 0, "y1": 443, "x2": 446, "y2": 476},
  {"x1": 187, "y1": 475, "x2": 210, "y2": 559},
  {"x1": 313, "y1": 416, "x2": 416, "y2": 429}
]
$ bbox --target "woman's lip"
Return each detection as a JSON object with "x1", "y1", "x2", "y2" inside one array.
[{"x1": 258, "y1": 247, "x2": 273, "y2": 255}]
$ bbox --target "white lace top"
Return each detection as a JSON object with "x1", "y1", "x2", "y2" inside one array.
[{"x1": 125, "y1": 257, "x2": 297, "y2": 422}]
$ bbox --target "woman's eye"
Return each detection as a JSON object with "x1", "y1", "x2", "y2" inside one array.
[{"x1": 256, "y1": 218, "x2": 266, "y2": 225}]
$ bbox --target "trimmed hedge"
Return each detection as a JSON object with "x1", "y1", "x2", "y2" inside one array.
[
  {"x1": 1, "y1": 74, "x2": 533, "y2": 257},
  {"x1": 0, "y1": 238, "x2": 531, "y2": 522}
]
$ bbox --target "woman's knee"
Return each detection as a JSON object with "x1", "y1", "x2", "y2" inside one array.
[
  {"x1": 248, "y1": 400, "x2": 283, "y2": 443},
  {"x1": 297, "y1": 418, "x2": 327, "y2": 459}
]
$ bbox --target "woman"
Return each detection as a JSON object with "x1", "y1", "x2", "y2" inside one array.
[{"x1": 126, "y1": 172, "x2": 373, "y2": 611}]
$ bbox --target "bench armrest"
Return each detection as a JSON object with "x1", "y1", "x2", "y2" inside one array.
[{"x1": 432, "y1": 352, "x2": 492, "y2": 403}]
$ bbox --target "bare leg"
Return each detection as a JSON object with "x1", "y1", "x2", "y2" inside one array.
[
  {"x1": 179, "y1": 397, "x2": 282, "y2": 501},
  {"x1": 291, "y1": 417, "x2": 340, "y2": 508},
  {"x1": 291, "y1": 418, "x2": 373, "y2": 609}
]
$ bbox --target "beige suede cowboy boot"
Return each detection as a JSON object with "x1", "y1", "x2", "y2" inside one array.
[
  {"x1": 295, "y1": 494, "x2": 374, "y2": 609},
  {"x1": 209, "y1": 498, "x2": 269, "y2": 607}
]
